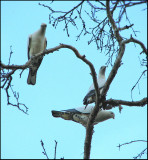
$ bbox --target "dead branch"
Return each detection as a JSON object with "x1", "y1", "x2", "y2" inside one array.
[
  {"x1": 117, "y1": 140, "x2": 147, "y2": 159},
  {"x1": 105, "y1": 97, "x2": 147, "y2": 108},
  {"x1": 117, "y1": 140, "x2": 147, "y2": 149},
  {"x1": 54, "y1": 140, "x2": 58, "y2": 159},
  {"x1": 114, "y1": 1, "x2": 147, "y2": 8},
  {"x1": 124, "y1": 36, "x2": 147, "y2": 56},
  {"x1": 40, "y1": 140, "x2": 49, "y2": 159},
  {"x1": 133, "y1": 148, "x2": 147, "y2": 159},
  {"x1": 1, "y1": 47, "x2": 29, "y2": 114},
  {"x1": 131, "y1": 70, "x2": 147, "y2": 101},
  {"x1": 118, "y1": 24, "x2": 134, "y2": 31}
]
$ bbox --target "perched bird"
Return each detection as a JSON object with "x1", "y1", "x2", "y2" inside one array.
[
  {"x1": 52, "y1": 105, "x2": 115, "y2": 127},
  {"x1": 27, "y1": 23, "x2": 47, "y2": 85},
  {"x1": 83, "y1": 66, "x2": 106, "y2": 106}
]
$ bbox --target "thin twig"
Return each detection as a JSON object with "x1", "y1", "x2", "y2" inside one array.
[
  {"x1": 54, "y1": 140, "x2": 58, "y2": 159},
  {"x1": 40, "y1": 140, "x2": 49, "y2": 159},
  {"x1": 117, "y1": 140, "x2": 147, "y2": 150},
  {"x1": 131, "y1": 70, "x2": 147, "y2": 101},
  {"x1": 117, "y1": 140, "x2": 147, "y2": 159}
]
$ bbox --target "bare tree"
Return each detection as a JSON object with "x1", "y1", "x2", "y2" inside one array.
[{"x1": 1, "y1": 0, "x2": 147, "y2": 159}]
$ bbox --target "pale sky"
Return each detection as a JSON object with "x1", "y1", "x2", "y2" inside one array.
[{"x1": 1, "y1": 1, "x2": 147, "y2": 159}]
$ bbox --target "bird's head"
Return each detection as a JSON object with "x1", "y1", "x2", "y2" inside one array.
[
  {"x1": 109, "y1": 111, "x2": 115, "y2": 119},
  {"x1": 41, "y1": 23, "x2": 47, "y2": 28},
  {"x1": 40, "y1": 23, "x2": 47, "y2": 34},
  {"x1": 99, "y1": 66, "x2": 107, "y2": 75}
]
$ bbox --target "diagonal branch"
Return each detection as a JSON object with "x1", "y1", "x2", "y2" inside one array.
[
  {"x1": 57, "y1": 0, "x2": 85, "y2": 20},
  {"x1": 124, "y1": 36, "x2": 147, "y2": 56},
  {"x1": 40, "y1": 140, "x2": 49, "y2": 159},
  {"x1": 131, "y1": 70, "x2": 147, "y2": 101}
]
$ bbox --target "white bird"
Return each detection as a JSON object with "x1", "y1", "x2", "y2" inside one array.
[
  {"x1": 27, "y1": 23, "x2": 47, "y2": 85},
  {"x1": 83, "y1": 66, "x2": 106, "y2": 106},
  {"x1": 52, "y1": 105, "x2": 115, "y2": 127}
]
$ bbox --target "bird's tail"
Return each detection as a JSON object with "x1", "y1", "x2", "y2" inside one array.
[
  {"x1": 27, "y1": 69, "x2": 37, "y2": 85},
  {"x1": 52, "y1": 110, "x2": 61, "y2": 118},
  {"x1": 27, "y1": 56, "x2": 43, "y2": 85},
  {"x1": 83, "y1": 98, "x2": 88, "y2": 105},
  {"x1": 52, "y1": 110, "x2": 72, "y2": 120}
]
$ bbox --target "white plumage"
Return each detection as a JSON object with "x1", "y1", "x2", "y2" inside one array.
[
  {"x1": 27, "y1": 23, "x2": 47, "y2": 85},
  {"x1": 83, "y1": 66, "x2": 106, "y2": 105},
  {"x1": 52, "y1": 105, "x2": 115, "y2": 127}
]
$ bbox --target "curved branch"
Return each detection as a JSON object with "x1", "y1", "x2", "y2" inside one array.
[
  {"x1": 105, "y1": 97, "x2": 147, "y2": 107},
  {"x1": 124, "y1": 36, "x2": 147, "y2": 56},
  {"x1": 1, "y1": 44, "x2": 99, "y2": 97},
  {"x1": 1, "y1": 43, "x2": 101, "y2": 118},
  {"x1": 117, "y1": 140, "x2": 147, "y2": 149},
  {"x1": 1, "y1": 43, "x2": 102, "y2": 159}
]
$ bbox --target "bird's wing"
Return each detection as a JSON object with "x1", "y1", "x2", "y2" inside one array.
[
  {"x1": 51, "y1": 106, "x2": 112, "y2": 127},
  {"x1": 52, "y1": 105, "x2": 94, "y2": 127},
  {"x1": 44, "y1": 37, "x2": 47, "y2": 50},
  {"x1": 83, "y1": 87, "x2": 104, "y2": 105},
  {"x1": 62, "y1": 108, "x2": 82, "y2": 114},
  {"x1": 62, "y1": 105, "x2": 94, "y2": 114},
  {"x1": 27, "y1": 35, "x2": 32, "y2": 60}
]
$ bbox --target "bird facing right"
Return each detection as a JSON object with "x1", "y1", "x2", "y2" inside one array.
[{"x1": 52, "y1": 105, "x2": 115, "y2": 127}]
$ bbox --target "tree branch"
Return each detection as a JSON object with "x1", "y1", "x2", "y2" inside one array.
[
  {"x1": 117, "y1": 140, "x2": 147, "y2": 149},
  {"x1": 133, "y1": 148, "x2": 147, "y2": 159},
  {"x1": 131, "y1": 70, "x2": 147, "y2": 101},
  {"x1": 105, "y1": 97, "x2": 147, "y2": 107},
  {"x1": 117, "y1": 24, "x2": 134, "y2": 31},
  {"x1": 1, "y1": 43, "x2": 101, "y2": 159},
  {"x1": 58, "y1": 1, "x2": 85, "y2": 20},
  {"x1": 115, "y1": 1, "x2": 147, "y2": 8},
  {"x1": 54, "y1": 140, "x2": 58, "y2": 159},
  {"x1": 40, "y1": 140, "x2": 49, "y2": 159},
  {"x1": 124, "y1": 36, "x2": 147, "y2": 56},
  {"x1": 117, "y1": 140, "x2": 147, "y2": 159}
]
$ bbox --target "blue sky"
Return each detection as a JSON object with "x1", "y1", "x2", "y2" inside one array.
[{"x1": 1, "y1": 1, "x2": 147, "y2": 159}]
